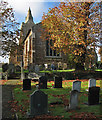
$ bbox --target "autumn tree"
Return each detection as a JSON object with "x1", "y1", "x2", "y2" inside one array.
[
  {"x1": 0, "y1": 0, "x2": 20, "y2": 58},
  {"x1": 41, "y1": 2, "x2": 100, "y2": 70}
]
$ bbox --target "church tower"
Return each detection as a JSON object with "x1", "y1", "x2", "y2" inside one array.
[
  {"x1": 25, "y1": 7, "x2": 33, "y2": 23},
  {"x1": 19, "y1": 7, "x2": 34, "y2": 44}
]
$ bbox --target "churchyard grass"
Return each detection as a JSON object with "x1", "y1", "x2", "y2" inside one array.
[
  {"x1": 40, "y1": 69, "x2": 75, "y2": 73},
  {"x1": 95, "y1": 69, "x2": 102, "y2": 71},
  {"x1": 0, "y1": 68, "x2": 2, "y2": 72},
  {"x1": 10, "y1": 79, "x2": 102, "y2": 119}
]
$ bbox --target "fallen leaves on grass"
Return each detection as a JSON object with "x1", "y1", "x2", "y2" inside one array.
[
  {"x1": 70, "y1": 112, "x2": 100, "y2": 119},
  {"x1": 31, "y1": 115, "x2": 63, "y2": 120},
  {"x1": 8, "y1": 99, "x2": 29, "y2": 116},
  {"x1": 0, "y1": 80, "x2": 8, "y2": 85}
]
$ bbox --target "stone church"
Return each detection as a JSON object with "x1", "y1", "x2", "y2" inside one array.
[{"x1": 10, "y1": 8, "x2": 68, "y2": 69}]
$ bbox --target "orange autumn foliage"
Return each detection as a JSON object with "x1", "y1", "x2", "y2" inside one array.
[{"x1": 41, "y1": 2, "x2": 100, "y2": 64}]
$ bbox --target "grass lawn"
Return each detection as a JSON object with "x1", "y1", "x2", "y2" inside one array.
[
  {"x1": 0, "y1": 68, "x2": 2, "y2": 72},
  {"x1": 40, "y1": 69, "x2": 75, "y2": 73},
  {"x1": 8, "y1": 79, "x2": 102, "y2": 119},
  {"x1": 40, "y1": 69, "x2": 102, "y2": 73}
]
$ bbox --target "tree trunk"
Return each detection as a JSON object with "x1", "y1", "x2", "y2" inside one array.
[{"x1": 75, "y1": 63, "x2": 85, "y2": 71}]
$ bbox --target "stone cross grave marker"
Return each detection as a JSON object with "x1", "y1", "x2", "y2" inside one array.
[
  {"x1": 29, "y1": 90, "x2": 48, "y2": 116},
  {"x1": 23, "y1": 79, "x2": 31, "y2": 90},
  {"x1": 39, "y1": 76, "x2": 47, "y2": 89},
  {"x1": 88, "y1": 86, "x2": 100, "y2": 105},
  {"x1": 69, "y1": 90, "x2": 79, "y2": 110},
  {"x1": 88, "y1": 78, "x2": 96, "y2": 88},
  {"x1": 72, "y1": 81, "x2": 81, "y2": 92},
  {"x1": 54, "y1": 76, "x2": 62, "y2": 88}
]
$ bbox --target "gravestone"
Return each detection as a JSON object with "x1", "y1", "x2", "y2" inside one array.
[
  {"x1": 30, "y1": 90, "x2": 48, "y2": 116},
  {"x1": 69, "y1": 90, "x2": 79, "y2": 109},
  {"x1": 88, "y1": 87, "x2": 100, "y2": 105},
  {"x1": 47, "y1": 64, "x2": 51, "y2": 71},
  {"x1": 51, "y1": 63, "x2": 55, "y2": 70},
  {"x1": 88, "y1": 78, "x2": 96, "y2": 88},
  {"x1": 35, "y1": 65, "x2": 39, "y2": 73},
  {"x1": 39, "y1": 64, "x2": 45, "y2": 71},
  {"x1": 23, "y1": 79, "x2": 31, "y2": 90},
  {"x1": 8, "y1": 63, "x2": 15, "y2": 73},
  {"x1": 63, "y1": 63, "x2": 67, "y2": 70},
  {"x1": 39, "y1": 76, "x2": 47, "y2": 89},
  {"x1": 29, "y1": 63, "x2": 35, "y2": 72},
  {"x1": 2, "y1": 63, "x2": 8, "y2": 72},
  {"x1": 2, "y1": 72, "x2": 8, "y2": 80},
  {"x1": 72, "y1": 81, "x2": 81, "y2": 92},
  {"x1": 15, "y1": 65, "x2": 21, "y2": 72},
  {"x1": 58, "y1": 62, "x2": 63, "y2": 70},
  {"x1": 54, "y1": 76, "x2": 62, "y2": 88}
]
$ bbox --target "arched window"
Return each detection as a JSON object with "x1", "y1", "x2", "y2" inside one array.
[{"x1": 46, "y1": 39, "x2": 60, "y2": 57}]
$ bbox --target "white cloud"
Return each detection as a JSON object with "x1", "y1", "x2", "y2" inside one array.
[
  {"x1": 6, "y1": 0, "x2": 51, "y2": 23},
  {"x1": 7, "y1": 1, "x2": 46, "y2": 17}
]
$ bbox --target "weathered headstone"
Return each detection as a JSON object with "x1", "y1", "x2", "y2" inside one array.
[
  {"x1": 63, "y1": 63, "x2": 67, "y2": 70},
  {"x1": 51, "y1": 63, "x2": 55, "y2": 70},
  {"x1": 88, "y1": 78, "x2": 96, "y2": 88},
  {"x1": 72, "y1": 81, "x2": 81, "y2": 92},
  {"x1": 29, "y1": 90, "x2": 48, "y2": 116},
  {"x1": 54, "y1": 76, "x2": 62, "y2": 88},
  {"x1": 47, "y1": 64, "x2": 51, "y2": 71},
  {"x1": 2, "y1": 63, "x2": 8, "y2": 72},
  {"x1": 39, "y1": 64, "x2": 45, "y2": 71},
  {"x1": 8, "y1": 63, "x2": 15, "y2": 73},
  {"x1": 69, "y1": 90, "x2": 79, "y2": 109},
  {"x1": 29, "y1": 63, "x2": 35, "y2": 72},
  {"x1": 23, "y1": 79, "x2": 31, "y2": 90},
  {"x1": 58, "y1": 62, "x2": 63, "y2": 70},
  {"x1": 39, "y1": 76, "x2": 47, "y2": 89},
  {"x1": 15, "y1": 65, "x2": 21, "y2": 72},
  {"x1": 35, "y1": 65, "x2": 39, "y2": 73},
  {"x1": 88, "y1": 87, "x2": 100, "y2": 105},
  {"x1": 2, "y1": 72, "x2": 8, "y2": 80}
]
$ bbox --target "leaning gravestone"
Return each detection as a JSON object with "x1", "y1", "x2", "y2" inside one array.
[
  {"x1": 88, "y1": 86, "x2": 100, "y2": 105},
  {"x1": 54, "y1": 76, "x2": 62, "y2": 88},
  {"x1": 23, "y1": 79, "x2": 31, "y2": 90},
  {"x1": 72, "y1": 81, "x2": 81, "y2": 92},
  {"x1": 88, "y1": 78, "x2": 96, "y2": 88},
  {"x1": 29, "y1": 90, "x2": 48, "y2": 117},
  {"x1": 39, "y1": 76, "x2": 47, "y2": 89},
  {"x1": 69, "y1": 90, "x2": 79, "y2": 110}
]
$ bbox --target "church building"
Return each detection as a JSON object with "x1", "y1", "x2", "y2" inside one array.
[{"x1": 19, "y1": 8, "x2": 68, "y2": 69}]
